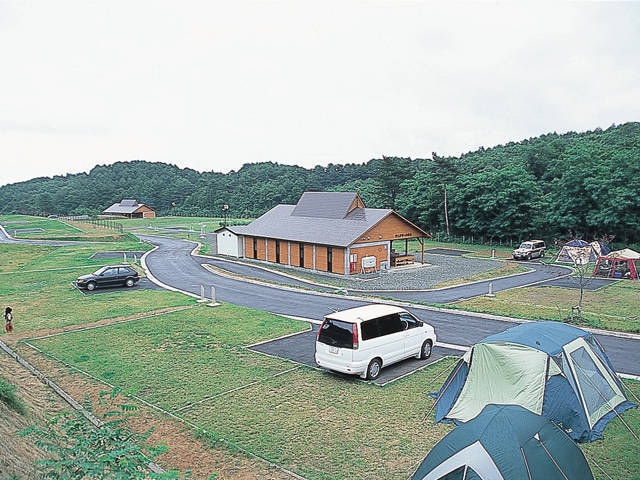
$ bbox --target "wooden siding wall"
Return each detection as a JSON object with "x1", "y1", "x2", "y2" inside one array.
[
  {"x1": 244, "y1": 237, "x2": 254, "y2": 258},
  {"x1": 332, "y1": 247, "x2": 345, "y2": 274},
  {"x1": 241, "y1": 239, "x2": 345, "y2": 274},
  {"x1": 315, "y1": 246, "x2": 328, "y2": 272},
  {"x1": 290, "y1": 243, "x2": 301, "y2": 267},
  {"x1": 303, "y1": 244, "x2": 314, "y2": 269},
  {"x1": 257, "y1": 238, "x2": 267, "y2": 260},
  {"x1": 354, "y1": 214, "x2": 423, "y2": 244},
  {"x1": 350, "y1": 244, "x2": 388, "y2": 272}
]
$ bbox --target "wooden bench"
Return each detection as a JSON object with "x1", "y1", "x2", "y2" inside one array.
[{"x1": 392, "y1": 255, "x2": 414, "y2": 266}]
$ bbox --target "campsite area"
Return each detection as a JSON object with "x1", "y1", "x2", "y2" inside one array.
[{"x1": 1, "y1": 215, "x2": 639, "y2": 479}]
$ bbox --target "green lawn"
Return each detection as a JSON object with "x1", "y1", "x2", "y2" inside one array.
[
  {"x1": 26, "y1": 307, "x2": 455, "y2": 480},
  {"x1": 2, "y1": 214, "x2": 639, "y2": 479},
  {"x1": 24, "y1": 306, "x2": 640, "y2": 480}
]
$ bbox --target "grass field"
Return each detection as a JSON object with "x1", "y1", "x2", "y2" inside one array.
[
  {"x1": 2, "y1": 215, "x2": 639, "y2": 479},
  {"x1": 453, "y1": 280, "x2": 640, "y2": 332}
]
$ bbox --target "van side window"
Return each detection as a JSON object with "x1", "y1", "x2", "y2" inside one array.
[
  {"x1": 361, "y1": 319, "x2": 378, "y2": 341},
  {"x1": 361, "y1": 314, "x2": 404, "y2": 340},
  {"x1": 317, "y1": 319, "x2": 354, "y2": 349},
  {"x1": 399, "y1": 312, "x2": 422, "y2": 329},
  {"x1": 378, "y1": 314, "x2": 403, "y2": 336}
]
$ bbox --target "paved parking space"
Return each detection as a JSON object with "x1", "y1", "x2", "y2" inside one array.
[
  {"x1": 248, "y1": 325, "x2": 462, "y2": 385},
  {"x1": 536, "y1": 277, "x2": 614, "y2": 290}
]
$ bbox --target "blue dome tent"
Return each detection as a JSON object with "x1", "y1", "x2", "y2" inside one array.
[
  {"x1": 412, "y1": 404, "x2": 594, "y2": 480},
  {"x1": 432, "y1": 322, "x2": 636, "y2": 442}
]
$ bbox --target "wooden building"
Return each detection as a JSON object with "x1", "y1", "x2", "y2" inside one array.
[
  {"x1": 102, "y1": 199, "x2": 156, "y2": 219},
  {"x1": 218, "y1": 192, "x2": 430, "y2": 275}
]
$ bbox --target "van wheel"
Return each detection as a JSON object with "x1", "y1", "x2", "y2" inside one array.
[
  {"x1": 366, "y1": 358, "x2": 382, "y2": 380},
  {"x1": 420, "y1": 340, "x2": 433, "y2": 360}
]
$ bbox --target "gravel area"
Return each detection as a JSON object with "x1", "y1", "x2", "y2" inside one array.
[
  {"x1": 309, "y1": 254, "x2": 503, "y2": 291},
  {"x1": 207, "y1": 235, "x2": 504, "y2": 291}
]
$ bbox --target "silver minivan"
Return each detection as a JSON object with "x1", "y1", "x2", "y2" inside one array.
[{"x1": 315, "y1": 304, "x2": 437, "y2": 380}]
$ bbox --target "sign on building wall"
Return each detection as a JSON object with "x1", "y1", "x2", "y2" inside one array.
[{"x1": 361, "y1": 256, "x2": 377, "y2": 269}]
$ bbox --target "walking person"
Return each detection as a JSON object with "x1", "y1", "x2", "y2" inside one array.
[{"x1": 4, "y1": 306, "x2": 13, "y2": 333}]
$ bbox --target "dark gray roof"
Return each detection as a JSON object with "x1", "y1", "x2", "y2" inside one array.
[
  {"x1": 238, "y1": 204, "x2": 394, "y2": 247},
  {"x1": 291, "y1": 192, "x2": 360, "y2": 219}
]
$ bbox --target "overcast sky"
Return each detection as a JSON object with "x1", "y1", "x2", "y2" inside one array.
[{"x1": 2, "y1": 1, "x2": 639, "y2": 186}]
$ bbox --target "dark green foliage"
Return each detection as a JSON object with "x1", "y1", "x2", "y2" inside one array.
[
  {"x1": 20, "y1": 388, "x2": 189, "y2": 479},
  {"x1": 1, "y1": 122, "x2": 639, "y2": 244},
  {"x1": 0, "y1": 377, "x2": 26, "y2": 415}
]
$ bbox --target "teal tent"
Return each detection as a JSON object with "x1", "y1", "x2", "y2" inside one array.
[
  {"x1": 412, "y1": 404, "x2": 594, "y2": 480},
  {"x1": 433, "y1": 322, "x2": 636, "y2": 442}
]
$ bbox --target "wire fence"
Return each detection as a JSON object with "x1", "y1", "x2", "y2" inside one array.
[{"x1": 65, "y1": 217, "x2": 124, "y2": 233}]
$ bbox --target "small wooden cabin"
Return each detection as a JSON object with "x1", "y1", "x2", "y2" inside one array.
[{"x1": 102, "y1": 199, "x2": 156, "y2": 219}]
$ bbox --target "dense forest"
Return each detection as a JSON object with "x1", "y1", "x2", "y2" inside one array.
[{"x1": 1, "y1": 122, "x2": 639, "y2": 245}]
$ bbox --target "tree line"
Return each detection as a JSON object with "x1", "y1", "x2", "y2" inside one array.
[{"x1": 1, "y1": 122, "x2": 638, "y2": 246}]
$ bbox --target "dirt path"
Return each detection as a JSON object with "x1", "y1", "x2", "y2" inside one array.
[{"x1": 0, "y1": 314, "x2": 298, "y2": 480}]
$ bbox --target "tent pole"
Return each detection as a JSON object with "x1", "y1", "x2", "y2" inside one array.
[
  {"x1": 535, "y1": 437, "x2": 570, "y2": 480},
  {"x1": 620, "y1": 378, "x2": 640, "y2": 405},
  {"x1": 583, "y1": 452, "x2": 615, "y2": 480},
  {"x1": 573, "y1": 361, "x2": 639, "y2": 441}
]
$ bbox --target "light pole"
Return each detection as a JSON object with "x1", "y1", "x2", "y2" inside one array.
[{"x1": 222, "y1": 204, "x2": 229, "y2": 227}]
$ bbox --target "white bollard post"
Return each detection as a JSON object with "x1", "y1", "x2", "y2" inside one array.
[
  {"x1": 485, "y1": 281, "x2": 495, "y2": 298},
  {"x1": 491, "y1": 249, "x2": 495, "y2": 259},
  {"x1": 208, "y1": 286, "x2": 219, "y2": 307},
  {"x1": 198, "y1": 284, "x2": 206, "y2": 302}
]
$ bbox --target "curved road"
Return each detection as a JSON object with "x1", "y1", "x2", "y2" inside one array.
[{"x1": 140, "y1": 235, "x2": 640, "y2": 378}]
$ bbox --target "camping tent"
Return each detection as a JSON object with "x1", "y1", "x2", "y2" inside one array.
[
  {"x1": 556, "y1": 239, "x2": 601, "y2": 263},
  {"x1": 433, "y1": 322, "x2": 636, "y2": 442},
  {"x1": 412, "y1": 404, "x2": 594, "y2": 480},
  {"x1": 593, "y1": 249, "x2": 640, "y2": 280},
  {"x1": 590, "y1": 240, "x2": 611, "y2": 257}
]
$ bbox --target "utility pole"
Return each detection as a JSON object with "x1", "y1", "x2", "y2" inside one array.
[{"x1": 444, "y1": 185, "x2": 450, "y2": 236}]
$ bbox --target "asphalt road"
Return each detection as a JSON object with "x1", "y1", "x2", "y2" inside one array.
[{"x1": 139, "y1": 235, "x2": 640, "y2": 378}]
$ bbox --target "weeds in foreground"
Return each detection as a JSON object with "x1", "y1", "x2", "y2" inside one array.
[{"x1": 0, "y1": 377, "x2": 26, "y2": 415}]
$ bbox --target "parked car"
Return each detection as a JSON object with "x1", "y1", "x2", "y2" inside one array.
[
  {"x1": 512, "y1": 240, "x2": 546, "y2": 260},
  {"x1": 315, "y1": 304, "x2": 437, "y2": 380},
  {"x1": 76, "y1": 265, "x2": 140, "y2": 291}
]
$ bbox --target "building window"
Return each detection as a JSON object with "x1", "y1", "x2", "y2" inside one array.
[
  {"x1": 253, "y1": 238, "x2": 258, "y2": 259},
  {"x1": 299, "y1": 242, "x2": 305, "y2": 267},
  {"x1": 275, "y1": 240, "x2": 281, "y2": 263},
  {"x1": 327, "y1": 247, "x2": 333, "y2": 273}
]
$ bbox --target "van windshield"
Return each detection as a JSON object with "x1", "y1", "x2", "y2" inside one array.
[{"x1": 318, "y1": 319, "x2": 354, "y2": 349}]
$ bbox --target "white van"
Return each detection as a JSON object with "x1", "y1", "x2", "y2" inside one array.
[{"x1": 315, "y1": 304, "x2": 437, "y2": 380}]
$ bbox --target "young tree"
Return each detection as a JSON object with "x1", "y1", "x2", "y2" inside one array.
[
  {"x1": 567, "y1": 247, "x2": 594, "y2": 323},
  {"x1": 21, "y1": 389, "x2": 191, "y2": 479}
]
